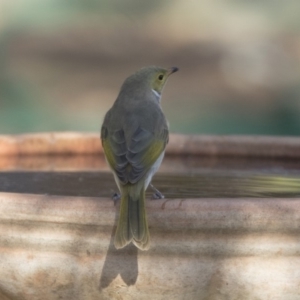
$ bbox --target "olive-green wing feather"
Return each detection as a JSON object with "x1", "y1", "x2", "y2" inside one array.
[
  {"x1": 101, "y1": 125, "x2": 168, "y2": 184},
  {"x1": 101, "y1": 125, "x2": 128, "y2": 182},
  {"x1": 127, "y1": 126, "x2": 168, "y2": 183}
]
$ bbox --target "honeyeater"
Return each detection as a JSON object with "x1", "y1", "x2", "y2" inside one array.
[{"x1": 101, "y1": 66, "x2": 178, "y2": 250}]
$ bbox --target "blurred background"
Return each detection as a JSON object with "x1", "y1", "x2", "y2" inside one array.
[{"x1": 0, "y1": 0, "x2": 300, "y2": 135}]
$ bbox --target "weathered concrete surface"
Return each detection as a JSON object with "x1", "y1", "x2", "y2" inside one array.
[{"x1": 0, "y1": 193, "x2": 300, "y2": 299}]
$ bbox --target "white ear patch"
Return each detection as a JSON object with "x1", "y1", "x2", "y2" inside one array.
[{"x1": 152, "y1": 89, "x2": 161, "y2": 101}]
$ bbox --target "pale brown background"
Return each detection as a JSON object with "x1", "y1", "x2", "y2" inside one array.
[{"x1": 1, "y1": 0, "x2": 300, "y2": 135}]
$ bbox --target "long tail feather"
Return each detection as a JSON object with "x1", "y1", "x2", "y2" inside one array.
[{"x1": 114, "y1": 186, "x2": 150, "y2": 250}]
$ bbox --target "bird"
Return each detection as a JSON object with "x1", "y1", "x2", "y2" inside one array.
[{"x1": 101, "y1": 66, "x2": 178, "y2": 250}]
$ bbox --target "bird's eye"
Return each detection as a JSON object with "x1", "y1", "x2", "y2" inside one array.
[{"x1": 158, "y1": 74, "x2": 164, "y2": 80}]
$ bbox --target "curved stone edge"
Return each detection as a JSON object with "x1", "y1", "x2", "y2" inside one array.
[
  {"x1": 1, "y1": 132, "x2": 300, "y2": 158},
  {"x1": 1, "y1": 192, "x2": 300, "y2": 256},
  {"x1": 167, "y1": 134, "x2": 300, "y2": 158},
  {"x1": 0, "y1": 132, "x2": 102, "y2": 156}
]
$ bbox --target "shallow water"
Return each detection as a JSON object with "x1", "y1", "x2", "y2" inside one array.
[{"x1": 0, "y1": 155, "x2": 300, "y2": 198}]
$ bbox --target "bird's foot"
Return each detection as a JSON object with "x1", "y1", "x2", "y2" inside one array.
[
  {"x1": 111, "y1": 191, "x2": 121, "y2": 205},
  {"x1": 150, "y1": 184, "x2": 165, "y2": 200}
]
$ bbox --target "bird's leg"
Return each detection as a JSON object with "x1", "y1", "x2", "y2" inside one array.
[
  {"x1": 111, "y1": 190, "x2": 121, "y2": 205},
  {"x1": 150, "y1": 184, "x2": 165, "y2": 199}
]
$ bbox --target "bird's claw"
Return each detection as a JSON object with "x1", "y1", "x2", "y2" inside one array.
[
  {"x1": 150, "y1": 184, "x2": 165, "y2": 200},
  {"x1": 152, "y1": 191, "x2": 165, "y2": 199}
]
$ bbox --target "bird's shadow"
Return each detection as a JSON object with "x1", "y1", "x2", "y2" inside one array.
[{"x1": 99, "y1": 204, "x2": 138, "y2": 289}]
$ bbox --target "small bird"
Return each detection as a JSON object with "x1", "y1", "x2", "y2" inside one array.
[{"x1": 101, "y1": 66, "x2": 178, "y2": 250}]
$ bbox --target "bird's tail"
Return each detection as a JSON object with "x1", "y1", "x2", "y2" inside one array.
[{"x1": 114, "y1": 185, "x2": 150, "y2": 250}]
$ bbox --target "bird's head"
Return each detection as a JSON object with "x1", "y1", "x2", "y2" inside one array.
[{"x1": 119, "y1": 66, "x2": 178, "y2": 101}]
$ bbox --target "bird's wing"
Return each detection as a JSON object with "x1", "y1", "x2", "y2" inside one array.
[
  {"x1": 101, "y1": 125, "x2": 168, "y2": 184},
  {"x1": 127, "y1": 126, "x2": 168, "y2": 183},
  {"x1": 101, "y1": 126, "x2": 128, "y2": 183}
]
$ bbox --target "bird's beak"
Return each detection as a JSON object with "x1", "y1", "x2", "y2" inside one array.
[{"x1": 167, "y1": 67, "x2": 179, "y2": 76}]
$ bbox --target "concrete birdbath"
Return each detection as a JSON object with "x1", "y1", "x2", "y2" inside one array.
[{"x1": 0, "y1": 133, "x2": 300, "y2": 300}]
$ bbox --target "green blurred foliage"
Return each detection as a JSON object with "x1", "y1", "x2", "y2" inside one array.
[{"x1": 0, "y1": 0, "x2": 300, "y2": 135}]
